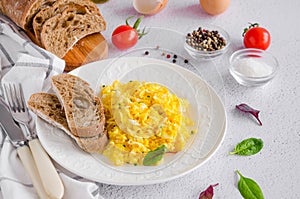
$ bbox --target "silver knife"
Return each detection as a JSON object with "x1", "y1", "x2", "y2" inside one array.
[{"x1": 0, "y1": 98, "x2": 50, "y2": 199}]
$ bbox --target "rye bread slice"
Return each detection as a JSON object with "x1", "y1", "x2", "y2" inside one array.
[
  {"x1": 32, "y1": 0, "x2": 105, "y2": 46},
  {"x1": 40, "y1": 5, "x2": 105, "y2": 58},
  {"x1": 51, "y1": 74, "x2": 105, "y2": 138},
  {"x1": 28, "y1": 93, "x2": 108, "y2": 153}
]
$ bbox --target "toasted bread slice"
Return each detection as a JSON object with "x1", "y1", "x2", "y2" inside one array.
[
  {"x1": 51, "y1": 74, "x2": 105, "y2": 138},
  {"x1": 28, "y1": 93, "x2": 108, "y2": 153}
]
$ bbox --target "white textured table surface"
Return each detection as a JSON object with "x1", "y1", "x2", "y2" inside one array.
[{"x1": 95, "y1": 0, "x2": 300, "y2": 198}]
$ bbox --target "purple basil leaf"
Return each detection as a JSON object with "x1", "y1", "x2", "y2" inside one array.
[
  {"x1": 236, "y1": 103, "x2": 262, "y2": 126},
  {"x1": 199, "y1": 183, "x2": 219, "y2": 199}
]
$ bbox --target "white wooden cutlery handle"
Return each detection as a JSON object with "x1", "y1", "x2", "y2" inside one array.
[
  {"x1": 17, "y1": 146, "x2": 50, "y2": 199},
  {"x1": 29, "y1": 139, "x2": 64, "y2": 199}
]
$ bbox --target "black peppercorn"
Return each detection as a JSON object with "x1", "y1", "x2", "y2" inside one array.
[{"x1": 186, "y1": 27, "x2": 226, "y2": 51}]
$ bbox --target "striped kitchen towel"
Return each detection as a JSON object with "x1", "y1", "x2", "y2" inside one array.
[{"x1": 0, "y1": 14, "x2": 65, "y2": 92}]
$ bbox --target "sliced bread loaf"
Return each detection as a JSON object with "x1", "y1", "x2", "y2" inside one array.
[
  {"x1": 0, "y1": 0, "x2": 55, "y2": 31},
  {"x1": 28, "y1": 93, "x2": 108, "y2": 153},
  {"x1": 40, "y1": 5, "x2": 105, "y2": 58},
  {"x1": 51, "y1": 74, "x2": 105, "y2": 138},
  {"x1": 0, "y1": 0, "x2": 106, "y2": 58},
  {"x1": 32, "y1": 0, "x2": 105, "y2": 52}
]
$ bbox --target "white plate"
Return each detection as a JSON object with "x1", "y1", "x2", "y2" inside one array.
[
  {"x1": 93, "y1": 60, "x2": 210, "y2": 174},
  {"x1": 36, "y1": 57, "x2": 226, "y2": 185}
]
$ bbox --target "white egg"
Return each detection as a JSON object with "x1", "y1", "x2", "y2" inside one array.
[{"x1": 133, "y1": 0, "x2": 168, "y2": 15}]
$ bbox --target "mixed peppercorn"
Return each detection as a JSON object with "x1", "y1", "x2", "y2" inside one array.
[
  {"x1": 186, "y1": 27, "x2": 227, "y2": 51},
  {"x1": 144, "y1": 50, "x2": 189, "y2": 64}
]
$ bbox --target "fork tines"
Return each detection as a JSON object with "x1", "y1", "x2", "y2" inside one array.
[{"x1": 3, "y1": 83, "x2": 26, "y2": 113}]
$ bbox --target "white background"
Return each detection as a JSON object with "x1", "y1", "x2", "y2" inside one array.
[{"x1": 96, "y1": 0, "x2": 300, "y2": 198}]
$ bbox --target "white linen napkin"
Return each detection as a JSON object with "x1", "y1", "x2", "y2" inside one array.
[{"x1": 0, "y1": 15, "x2": 104, "y2": 199}]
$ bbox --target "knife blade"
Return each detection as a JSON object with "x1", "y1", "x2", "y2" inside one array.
[
  {"x1": 0, "y1": 97, "x2": 50, "y2": 199},
  {"x1": 0, "y1": 97, "x2": 26, "y2": 146}
]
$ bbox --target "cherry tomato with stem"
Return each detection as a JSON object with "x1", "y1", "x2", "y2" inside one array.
[
  {"x1": 112, "y1": 16, "x2": 147, "y2": 50},
  {"x1": 243, "y1": 23, "x2": 271, "y2": 50}
]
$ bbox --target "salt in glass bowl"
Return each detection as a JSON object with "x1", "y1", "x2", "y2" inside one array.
[
  {"x1": 229, "y1": 48, "x2": 279, "y2": 86},
  {"x1": 184, "y1": 25, "x2": 230, "y2": 60}
]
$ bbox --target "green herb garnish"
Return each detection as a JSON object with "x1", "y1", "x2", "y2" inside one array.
[
  {"x1": 143, "y1": 145, "x2": 167, "y2": 166},
  {"x1": 229, "y1": 138, "x2": 263, "y2": 156},
  {"x1": 236, "y1": 170, "x2": 264, "y2": 199}
]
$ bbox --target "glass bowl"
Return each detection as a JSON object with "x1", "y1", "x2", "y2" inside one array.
[
  {"x1": 229, "y1": 48, "x2": 279, "y2": 86},
  {"x1": 184, "y1": 24, "x2": 230, "y2": 60}
]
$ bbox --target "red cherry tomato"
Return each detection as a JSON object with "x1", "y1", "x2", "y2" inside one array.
[
  {"x1": 243, "y1": 24, "x2": 271, "y2": 50},
  {"x1": 112, "y1": 25, "x2": 138, "y2": 50},
  {"x1": 112, "y1": 16, "x2": 146, "y2": 50}
]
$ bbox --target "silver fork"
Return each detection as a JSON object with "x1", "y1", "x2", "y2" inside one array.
[
  {"x1": 3, "y1": 82, "x2": 64, "y2": 199},
  {"x1": 3, "y1": 83, "x2": 30, "y2": 122},
  {"x1": 3, "y1": 83, "x2": 33, "y2": 138}
]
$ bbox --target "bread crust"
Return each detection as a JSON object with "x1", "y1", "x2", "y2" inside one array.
[
  {"x1": 76, "y1": 130, "x2": 108, "y2": 153},
  {"x1": 51, "y1": 74, "x2": 105, "y2": 138},
  {"x1": 0, "y1": 0, "x2": 55, "y2": 30},
  {"x1": 28, "y1": 92, "x2": 108, "y2": 153},
  {"x1": 0, "y1": 0, "x2": 34, "y2": 28}
]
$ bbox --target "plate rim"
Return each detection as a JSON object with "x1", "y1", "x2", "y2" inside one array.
[{"x1": 37, "y1": 57, "x2": 227, "y2": 185}]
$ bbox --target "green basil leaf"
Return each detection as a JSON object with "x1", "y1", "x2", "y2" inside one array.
[
  {"x1": 229, "y1": 138, "x2": 263, "y2": 156},
  {"x1": 143, "y1": 145, "x2": 167, "y2": 166},
  {"x1": 236, "y1": 170, "x2": 264, "y2": 199}
]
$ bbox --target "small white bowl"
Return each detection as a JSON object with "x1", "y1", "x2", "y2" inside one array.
[
  {"x1": 229, "y1": 48, "x2": 279, "y2": 86},
  {"x1": 184, "y1": 25, "x2": 230, "y2": 60}
]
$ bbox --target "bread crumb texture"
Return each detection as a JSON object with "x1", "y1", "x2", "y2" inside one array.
[{"x1": 51, "y1": 74, "x2": 105, "y2": 138}]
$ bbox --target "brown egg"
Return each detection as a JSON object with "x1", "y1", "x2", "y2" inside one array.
[
  {"x1": 133, "y1": 0, "x2": 168, "y2": 15},
  {"x1": 199, "y1": 0, "x2": 230, "y2": 15}
]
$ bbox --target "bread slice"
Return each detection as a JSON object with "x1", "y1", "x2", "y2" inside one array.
[
  {"x1": 40, "y1": 4, "x2": 105, "y2": 58},
  {"x1": 0, "y1": 0, "x2": 55, "y2": 31},
  {"x1": 28, "y1": 93, "x2": 108, "y2": 153},
  {"x1": 51, "y1": 74, "x2": 105, "y2": 138},
  {"x1": 32, "y1": 0, "x2": 105, "y2": 54},
  {"x1": 32, "y1": 0, "x2": 102, "y2": 41}
]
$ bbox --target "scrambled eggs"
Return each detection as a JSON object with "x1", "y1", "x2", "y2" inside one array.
[{"x1": 100, "y1": 80, "x2": 195, "y2": 166}]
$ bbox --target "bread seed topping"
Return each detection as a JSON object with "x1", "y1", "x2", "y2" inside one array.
[{"x1": 186, "y1": 27, "x2": 227, "y2": 51}]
